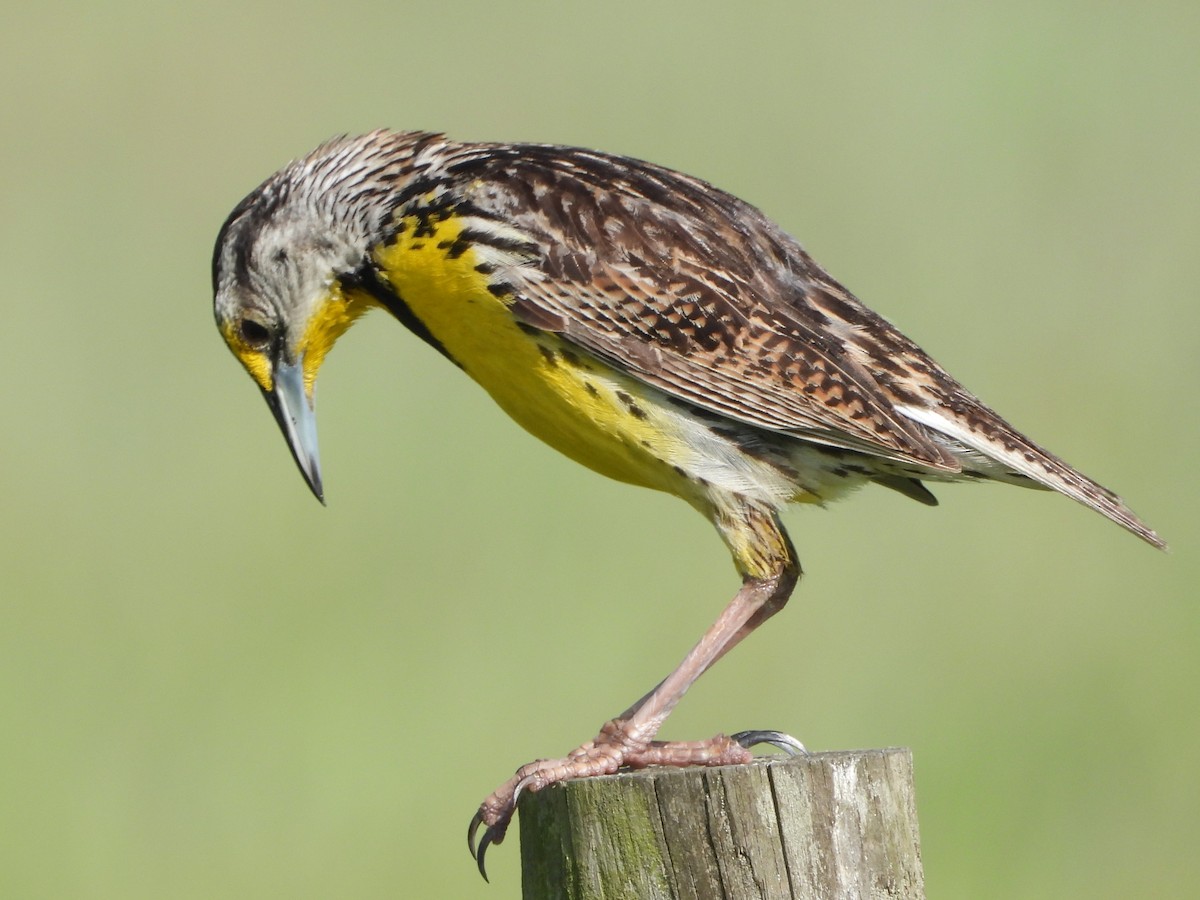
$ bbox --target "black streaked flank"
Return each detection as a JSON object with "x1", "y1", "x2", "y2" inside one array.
[
  {"x1": 560, "y1": 348, "x2": 587, "y2": 369},
  {"x1": 445, "y1": 237, "x2": 472, "y2": 259},
  {"x1": 615, "y1": 390, "x2": 647, "y2": 419}
]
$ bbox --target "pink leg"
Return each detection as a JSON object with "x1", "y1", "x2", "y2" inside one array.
[{"x1": 468, "y1": 504, "x2": 799, "y2": 876}]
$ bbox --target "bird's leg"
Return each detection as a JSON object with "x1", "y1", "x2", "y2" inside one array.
[
  {"x1": 615, "y1": 502, "x2": 800, "y2": 720},
  {"x1": 616, "y1": 555, "x2": 800, "y2": 720},
  {"x1": 469, "y1": 503, "x2": 798, "y2": 874}
]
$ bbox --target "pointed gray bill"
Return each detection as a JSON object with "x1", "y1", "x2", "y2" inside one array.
[{"x1": 263, "y1": 358, "x2": 324, "y2": 503}]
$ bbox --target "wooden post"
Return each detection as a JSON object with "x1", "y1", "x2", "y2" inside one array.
[{"x1": 519, "y1": 748, "x2": 924, "y2": 900}]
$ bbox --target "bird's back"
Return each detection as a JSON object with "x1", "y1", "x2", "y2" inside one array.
[{"x1": 409, "y1": 137, "x2": 1163, "y2": 548}]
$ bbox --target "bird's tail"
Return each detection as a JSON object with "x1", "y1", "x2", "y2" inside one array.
[{"x1": 897, "y1": 401, "x2": 1166, "y2": 550}]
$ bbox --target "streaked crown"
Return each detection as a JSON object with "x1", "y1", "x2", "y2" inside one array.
[{"x1": 211, "y1": 131, "x2": 448, "y2": 381}]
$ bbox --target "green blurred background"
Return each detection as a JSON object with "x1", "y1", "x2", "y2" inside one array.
[{"x1": 2, "y1": 2, "x2": 1195, "y2": 897}]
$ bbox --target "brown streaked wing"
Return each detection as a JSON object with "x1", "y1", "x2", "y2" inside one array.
[{"x1": 455, "y1": 145, "x2": 962, "y2": 472}]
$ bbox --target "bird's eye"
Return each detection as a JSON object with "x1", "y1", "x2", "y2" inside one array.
[{"x1": 238, "y1": 317, "x2": 271, "y2": 348}]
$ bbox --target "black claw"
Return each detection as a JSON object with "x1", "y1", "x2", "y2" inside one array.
[
  {"x1": 474, "y1": 827, "x2": 495, "y2": 882},
  {"x1": 468, "y1": 810, "x2": 509, "y2": 882},
  {"x1": 731, "y1": 729, "x2": 808, "y2": 756},
  {"x1": 467, "y1": 811, "x2": 483, "y2": 859},
  {"x1": 468, "y1": 775, "x2": 539, "y2": 879}
]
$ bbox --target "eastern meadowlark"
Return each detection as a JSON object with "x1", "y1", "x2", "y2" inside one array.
[{"x1": 212, "y1": 130, "x2": 1165, "y2": 874}]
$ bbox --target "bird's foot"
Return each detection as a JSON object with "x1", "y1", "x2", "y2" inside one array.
[{"x1": 467, "y1": 721, "x2": 800, "y2": 878}]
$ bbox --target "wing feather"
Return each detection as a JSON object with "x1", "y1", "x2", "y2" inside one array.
[{"x1": 448, "y1": 145, "x2": 962, "y2": 471}]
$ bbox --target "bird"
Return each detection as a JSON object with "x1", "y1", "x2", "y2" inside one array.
[{"x1": 211, "y1": 129, "x2": 1165, "y2": 877}]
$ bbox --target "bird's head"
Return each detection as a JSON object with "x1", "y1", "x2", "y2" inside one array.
[{"x1": 211, "y1": 131, "x2": 444, "y2": 502}]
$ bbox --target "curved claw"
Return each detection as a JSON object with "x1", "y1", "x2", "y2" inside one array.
[
  {"x1": 731, "y1": 729, "x2": 809, "y2": 756},
  {"x1": 469, "y1": 769, "x2": 539, "y2": 874},
  {"x1": 510, "y1": 772, "x2": 536, "y2": 808},
  {"x1": 468, "y1": 809, "x2": 511, "y2": 882},
  {"x1": 474, "y1": 826, "x2": 495, "y2": 882},
  {"x1": 467, "y1": 811, "x2": 484, "y2": 861}
]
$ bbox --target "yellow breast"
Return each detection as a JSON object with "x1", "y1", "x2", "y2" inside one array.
[{"x1": 370, "y1": 213, "x2": 697, "y2": 495}]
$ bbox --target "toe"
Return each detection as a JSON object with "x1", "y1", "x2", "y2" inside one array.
[{"x1": 731, "y1": 729, "x2": 808, "y2": 756}]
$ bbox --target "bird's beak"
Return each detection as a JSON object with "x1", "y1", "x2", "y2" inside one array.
[{"x1": 262, "y1": 357, "x2": 325, "y2": 504}]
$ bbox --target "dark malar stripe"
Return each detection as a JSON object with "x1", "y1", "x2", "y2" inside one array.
[{"x1": 339, "y1": 264, "x2": 462, "y2": 369}]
